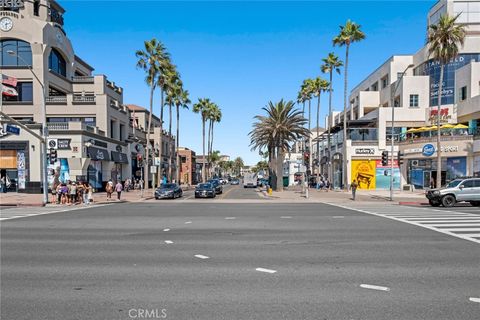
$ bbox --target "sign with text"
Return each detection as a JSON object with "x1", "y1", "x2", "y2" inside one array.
[{"x1": 0, "y1": 0, "x2": 24, "y2": 9}]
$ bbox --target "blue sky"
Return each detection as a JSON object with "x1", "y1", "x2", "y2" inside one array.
[{"x1": 61, "y1": 0, "x2": 434, "y2": 165}]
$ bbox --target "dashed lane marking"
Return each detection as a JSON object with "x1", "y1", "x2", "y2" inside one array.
[
  {"x1": 185, "y1": 221, "x2": 192, "y2": 224},
  {"x1": 280, "y1": 216, "x2": 292, "y2": 219},
  {"x1": 360, "y1": 284, "x2": 390, "y2": 292},
  {"x1": 256, "y1": 268, "x2": 277, "y2": 274},
  {"x1": 163, "y1": 228, "x2": 170, "y2": 232},
  {"x1": 194, "y1": 255, "x2": 209, "y2": 259},
  {"x1": 332, "y1": 216, "x2": 345, "y2": 218},
  {"x1": 0, "y1": 204, "x2": 108, "y2": 221},
  {"x1": 469, "y1": 297, "x2": 480, "y2": 303},
  {"x1": 164, "y1": 240, "x2": 173, "y2": 244},
  {"x1": 225, "y1": 217, "x2": 236, "y2": 220}
]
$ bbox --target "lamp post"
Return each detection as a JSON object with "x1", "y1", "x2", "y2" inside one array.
[
  {"x1": 7, "y1": 50, "x2": 49, "y2": 205},
  {"x1": 390, "y1": 64, "x2": 414, "y2": 201}
]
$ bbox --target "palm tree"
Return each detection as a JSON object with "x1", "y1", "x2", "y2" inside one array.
[
  {"x1": 193, "y1": 98, "x2": 214, "y2": 182},
  {"x1": 233, "y1": 157, "x2": 244, "y2": 177},
  {"x1": 136, "y1": 38, "x2": 163, "y2": 190},
  {"x1": 310, "y1": 77, "x2": 330, "y2": 183},
  {"x1": 249, "y1": 100, "x2": 309, "y2": 191},
  {"x1": 299, "y1": 79, "x2": 314, "y2": 180},
  {"x1": 209, "y1": 150, "x2": 221, "y2": 177},
  {"x1": 164, "y1": 67, "x2": 181, "y2": 181},
  {"x1": 427, "y1": 14, "x2": 466, "y2": 188},
  {"x1": 172, "y1": 84, "x2": 190, "y2": 184},
  {"x1": 321, "y1": 52, "x2": 343, "y2": 182},
  {"x1": 333, "y1": 20, "x2": 365, "y2": 189},
  {"x1": 208, "y1": 104, "x2": 222, "y2": 178}
]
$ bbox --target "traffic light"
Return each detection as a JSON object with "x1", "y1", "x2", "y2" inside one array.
[
  {"x1": 397, "y1": 151, "x2": 405, "y2": 166},
  {"x1": 49, "y1": 149, "x2": 57, "y2": 164},
  {"x1": 381, "y1": 151, "x2": 389, "y2": 166},
  {"x1": 304, "y1": 152, "x2": 310, "y2": 166},
  {"x1": 136, "y1": 153, "x2": 143, "y2": 167}
]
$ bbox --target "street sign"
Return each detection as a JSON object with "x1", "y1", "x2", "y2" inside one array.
[
  {"x1": 150, "y1": 166, "x2": 157, "y2": 173},
  {"x1": 5, "y1": 124, "x2": 20, "y2": 135}
]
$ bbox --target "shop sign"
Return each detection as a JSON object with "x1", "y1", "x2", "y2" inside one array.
[
  {"x1": 91, "y1": 139, "x2": 108, "y2": 148},
  {"x1": 57, "y1": 139, "x2": 71, "y2": 150},
  {"x1": 87, "y1": 146, "x2": 110, "y2": 161},
  {"x1": 0, "y1": 0, "x2": 24, "y2": 9},
  {"x1": 428, "y1": 107, "x2": 452, "y2": 123},
  {"x1": 354, "y1": 148, "x2": 375, "y2": 155},
  {"x1": 422, "y1": 144, "x2": 435, "y2": 157},
  {"x1": 111, "y1": 151, "x2": 128, "y2": 164}
]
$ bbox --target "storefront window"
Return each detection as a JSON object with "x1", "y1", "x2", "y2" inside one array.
[
  {"x1": 48, "y1": 48, "x2": 67, "y2": 77},
  {"x1": 2, "y1": 82, "x2": 33, "y2": 102}
]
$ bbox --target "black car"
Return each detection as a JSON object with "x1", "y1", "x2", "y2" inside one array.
[
  {"x1": 195, "y1": 183, "x2": 216, "y2": 198},
  {"x1": 208, "y1": 179, "x2": 223, "y2": 194},
  {"x1": 155, "y1": 183, "x2": 183, "y2": 199}
]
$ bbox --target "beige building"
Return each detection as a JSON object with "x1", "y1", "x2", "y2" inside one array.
[
  {"x1": 0, "y1": 0, "x2": 174, "y2": 192},
  {"x1": 317, "y1": 0, "x2": 480, "y2": 190}
]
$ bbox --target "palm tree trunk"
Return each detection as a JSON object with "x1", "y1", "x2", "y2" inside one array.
[
  {"x1": 327, "y1": 70, "x2": 333, "y2": 184},
  {"x1": 270, "y1": 146, "x2": 277, "y2": 190},
  {"x1": 308, "y1": 98, "x2": 312, "y2": 185},
  {"x1": 342, "y1": 44, "x2": 350, "y2": 190},
  {"x1": 202, "y1": 118, "x2": 206, "y2": 183},
  {"x1": 157, "y1": 88, "x2": 164, "y2": 186},
  {"x1": 316, "y1": 93, "x2": 321, "y2": 186},
  {"x1": 210, "y1": 122, "x2": 215, "y2": 177},
  {"x1": 176, "y1": 104, "x2": 180, "y2": 184},
  {"x1": 207, "y1": 120, "x2": 212, "y2": 179},
  {"x1": 276, "y1": 147, "x2": 284, "y2": 192},
  {"x1": 436, "y1": 64, "x2": 444, "y2": 188},
  {"x1": 145, "y1": 85, "x2": 154, "y2": 190},
  {"x1": 168, "y1": 103, "x2": 173, "y2": 182}
]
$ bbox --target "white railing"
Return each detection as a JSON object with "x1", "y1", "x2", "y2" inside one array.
[
  {"x1": 45, "y1": 96, "x2": 67, "y2": 103},
  {"x1": 73, "y1": 95, "x2": 96, "y2": 103},
  {"x1": 72, "y1": 76, "x2": 94, "y2": 83},
  {"x1": 47, "y1": 122, "x2": 69, "y2": 130}
]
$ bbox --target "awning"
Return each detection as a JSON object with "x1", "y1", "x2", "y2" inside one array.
[
  {"x1": 453, "y1": 123, "x2": 469, "y2": 129},
  {"x1": 440, "y1": 123, "x2": 455, "y2": 129},
  {"x1": 406, "y1": 128, "x2": 419, "y2": 133},
  {"x1": 111, "y1": 151, "x2": 129, "y2": 164},
  {"x1": 87, "y1": 146, "x2": 110, "y2": 161}
]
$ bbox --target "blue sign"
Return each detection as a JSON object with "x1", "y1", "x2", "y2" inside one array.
[
  {"x1": 6, "y1": 124, "x2": 20, "y2": 135},
  {"x1": 422, "y1": 144, "x2": 435, "y2": 157}
]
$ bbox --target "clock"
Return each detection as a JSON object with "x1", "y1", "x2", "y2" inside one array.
[{"x1": 0, "y1": 17, "x2": 13, "y2": 32}]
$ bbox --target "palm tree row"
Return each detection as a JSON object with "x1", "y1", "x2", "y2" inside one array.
[
  {"x1": 192, "y1": 99, "x2": 222, "y2": 182},
  {"x1": 136, "y1": 38, "x2": 190, "y2": 188}
]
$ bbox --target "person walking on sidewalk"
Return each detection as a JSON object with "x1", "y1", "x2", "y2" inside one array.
[
  {"x1": 69, "y1": 182, "x2": 77, "y2": 205},
  {"x1": 115, "y1": 181, "x2": 123, "y2": 201},
  {"x1": 106, "y1": 179, "x2": 114, "y2": 201},
  {"x1": 351, "y1": 180, "x2": 358, "y2": 201}
]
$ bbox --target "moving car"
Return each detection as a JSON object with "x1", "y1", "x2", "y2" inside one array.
[
  {"x1": 155, "y1": 183, "x2": 183, "y2": 200},
  {"x1": 425, "y1": 177, "x2": 480, "y2": 207},
  {"x1": 230, "y1": 178, "x2": 240, "y2": 185},
  {"x1": 208, "y1": 179, "x2": 223, "y2": 194},
  {"x1": 243, "y1": 173, "x2": 257, "y2": 188},
  {"x1": 195, "y1": 183, "x2": 216, "y2": 198}
]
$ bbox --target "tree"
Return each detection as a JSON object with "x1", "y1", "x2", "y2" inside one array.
[
  {"x1": 207, "y1": 104, "x2": 222, "y2": 178},
  {"x1": 171, "y1": 82, "x2": 190, "y2": 184},
  {"x1": 136, "y1": 38, "x2": 164, "y2": 190},
  {"x1": 249, "y1": 100, "x2": 309, "y2": 191},
  {"x1": 333, "y1": 20, "x2": 365, "y2": 189},
  {"x1": 233, "y1": 157, "x2": 244, "y2": 176},
  {"x1": 164, "y1": 67, "x2": 181, "y2": 182},
  {"x1": 321, "y1": 52, "x2": 343, "y2": 182},
  {"x1": 193, "y1": 98, "x2": 214, "y2": 182},
  {"x1": 209, "y1": 150, "x2": 221, "y2": 177},
  {"x1": 427, "y1": 14, "x2": 466, "y2": 188},
  {"x1": 309, "y1": 77, "x2": 330, "y2": 183}
]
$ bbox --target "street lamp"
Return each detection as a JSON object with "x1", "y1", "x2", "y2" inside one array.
[
  {"x1": 389, "y1": 64, "x2": 414, "y2": 201},
  {"x1": 7, "y1": 50, "x2": 49, "y2": 205}
]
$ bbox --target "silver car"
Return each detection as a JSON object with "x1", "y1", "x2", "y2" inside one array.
[{"x1": 425, "y1": 178, "x2": 480, "y2": 207}]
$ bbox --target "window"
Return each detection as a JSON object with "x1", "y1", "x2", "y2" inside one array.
[
  {"x1": 2, "y1": 82, "x2": 33, "y2": 102},
  {"x1": 381, "y1": 76, "x2": 388, "y2": 89},
  {"x1": 371, "y1": 82, "x2": 378, "y2": 91},
  {"x1": 397, "y1": 72, "x2": 403, "y2": 81},
  {"x1": 394, "y1": 96, "x2": 401, "y2": 108},
  {"x1": 460, "y1": 86, "x2": 467, "y2": 101},
  {"x1": 461, "y1": 180, "x2": 475, "y2": 188},
  {"x1": 49, "y1": 87, "x2": 66, "y2": 97},
  {"x1": 454, "y1": 1, "x2": 480, "y2": 23},
  {"x1": 34, "y1": 0, "x2": 40, "y2": 16},
  {"x1": 1, "y1": 40, "x2": 32, "y2": 66},
  {"x1": 119, "y1": 124, "x2": 125, "y2": 141},
  {"x1": 409, "y1": 94, "x2": 419, "y2": 107},
  {"x1": 48, "y1": 48, "x2": 67, "y2": 77},
  {"x1": 473, "y1": 179, "x2": 480, "y2": 188},
  {"x1": 110, "y1": 120, "x2": 115, "y2": 139}
]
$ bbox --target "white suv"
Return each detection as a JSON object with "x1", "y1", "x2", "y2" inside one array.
[{"x1": 425, "y1": 178, "x2": 480, "y2": 207}]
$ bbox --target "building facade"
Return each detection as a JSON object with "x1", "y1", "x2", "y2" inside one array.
[
  {"x1": 0, "y1": 0, "x2": 174, "y2": 192},
  {"x1": 317, "y1": 0, "x2": 480, "y2": 190},
  {"x1": 178, "y1": 147, "x2": 197, "y2": 185}
]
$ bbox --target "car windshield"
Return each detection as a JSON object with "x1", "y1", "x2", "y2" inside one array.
[
  {"x1": 160, "y1": 184, "x2": 176, "y2": 189},
  {"x1": 445, "y1": 180, "x2": 462, "y2": 188},
  {"x1": 197, "y1": 183, "x2": 212, "y2": 189},
  {"x1": 209, "y1": 180, "x2": 219, "y2": 186}
]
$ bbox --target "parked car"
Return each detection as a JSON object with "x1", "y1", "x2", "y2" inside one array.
[
  {"x1": 243, "y1": 173, "x2": 257, "y2": 188},
  {"x1": 425, "y1": 178, "x2": 480, "y2": 207},
  {"x1": 219, "y1": 178, "x2": 228, "y2": 185},
  {"x1": 195, "y1": 183, "x2": 216, "y2": 198},
  {"x1": 208, "y1": 179, "x2": 223, "y2": 194},
  {"x1": 230, "y1": 178, "x2": 240, "y2": 185},
  {"x1": 155, "y1": 183, "x2": 183, "y2": 200}
]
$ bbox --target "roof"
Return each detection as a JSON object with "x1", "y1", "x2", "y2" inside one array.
[
  {"x1": 74, "y1": 55, "x2": 94, "y2": 72},
  {"x1": 127, "y1": 104, "x2": 147, "y2": 112}
]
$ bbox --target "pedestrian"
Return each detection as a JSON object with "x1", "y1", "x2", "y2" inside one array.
[
  {"x1": 429, "y1": 177, "x2": 435, "y2": 189},
  {"x1": 51, "y1": 182, "x2": 58, "y2": 203},
  {"x1": 0, "y1": 175, "x2": 6, "y2": 193},
  {"x1": 86, "y1": 182, "x2": 93, "y2": 205},
  {"x1": 56, "y1": 183, "x2": 62, "y2": 204},
  {"x1": 106, "y1": 179, "x2": 114, "y2": 200},
  {"x1": 115, "y1": 180, "x2": 123, "y2": 200},
  {"x1": 69, "y1": 182, "x2": 77, "y2": 205},
  {"x1": 351, "y1": 179, "x2": 358, "y2": 201},
  {"x1": 60, "y1": 183, "x2": 68, "y2": 204},
  {"x1": 124, "y1": 178, "x2": 130, "y2": 192}
]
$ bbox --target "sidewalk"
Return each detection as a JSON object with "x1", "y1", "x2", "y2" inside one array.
[
  {"x1": 260, "y1": 186, "x2": 428, "y2": 205},
  {"x1": 0, "y1": 189, "x2": 158, "y2": 207}
]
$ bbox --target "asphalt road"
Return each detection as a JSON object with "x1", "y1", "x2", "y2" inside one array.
[
  {"x1": 1, "y1": 196, "x2": 479, "y2": 319},
  {"x1": 181, "y1": 183, "x2": 263, "y2": 200}
]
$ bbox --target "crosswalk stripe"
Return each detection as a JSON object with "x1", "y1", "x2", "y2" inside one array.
[{"x1": 426, "y1": 223, "x2": 480, "y2": 227}]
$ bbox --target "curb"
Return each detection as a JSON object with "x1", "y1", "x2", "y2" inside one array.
[
  {"x1": 398, "y1": 201, "x2": 430, "y2": 206},
  {"x1": 0, "y1": 203, "x2": 45, "y2": 207}
]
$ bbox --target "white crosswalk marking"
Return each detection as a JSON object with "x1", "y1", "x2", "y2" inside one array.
[
  {"x1": 0, "y1": 204, "x2": 108, "y2": 221},
  {"x1": 324, "y1": 202, "x2": 480, "y2": 244}
]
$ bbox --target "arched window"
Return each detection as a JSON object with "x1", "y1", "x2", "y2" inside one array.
[
  {"x1": 0, "y1": 39, "x2": 32, "y2": 66},
  {"x1": 48, "y1": 48, "x2": 67, "y2": 77}
]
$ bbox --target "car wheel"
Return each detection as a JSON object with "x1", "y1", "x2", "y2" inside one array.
[
  {"x1": 429, "y1": 199, "x2": 441, "y2": 207},
  {"x1": 441, "y1": 195, "x2": 456, "y2": 207},
  {"x1": 469, "y1": 201, "x2": 480, "y2": 207}
]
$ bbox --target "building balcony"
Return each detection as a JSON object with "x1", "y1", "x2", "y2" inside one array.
[
  {"x1": 46, "y1": 96, "x2": 67, "y2": 104},
  {"x1": 399, "y1": 134, "x2": 473, "y2": 145},
  {"x1": 72, "y1": 94, "x2": 96, "y2": 104},
  {"x1": 47, "y1": 121, "x2": 105, "y2": 136},
  {"x1": 71, "y1": 76, "x2": 95, "y2": 83}
]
